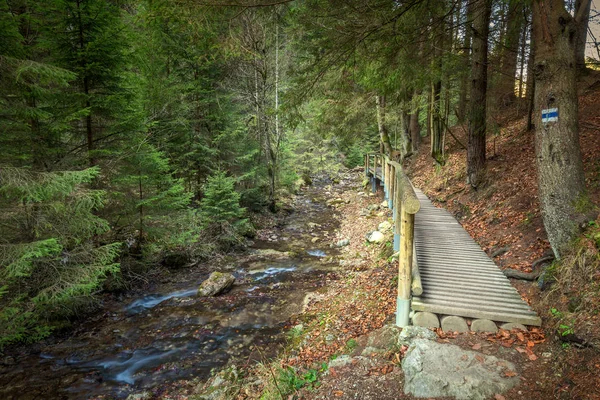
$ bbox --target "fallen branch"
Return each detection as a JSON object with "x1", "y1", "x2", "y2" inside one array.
[
  {"x1": 503, "y1": 269, "x2": 541, "y2": 281},
  {"x1": 441, "y1": 118, "x2": 467, "y2": 150},
  {"x1": 504, "y1": 256, "x2": 554, "y2": 280}
]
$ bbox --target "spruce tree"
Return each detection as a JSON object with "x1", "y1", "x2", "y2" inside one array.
[{"x1": 0, "y1": 167, "x2": 120, "y2": 347}]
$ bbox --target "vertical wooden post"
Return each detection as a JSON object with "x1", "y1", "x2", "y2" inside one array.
[
  {"x1": 384, "y1": 160, "x2": 389, "y2": 198},
  {"x1": 397, "y1": 207, "x2": 414, "y2": 327},
  {"x1": 393, "y1": 173, "x2": 401, "y2": 250},
  {"x1": 371, "y1": 155, "x2": 375, "y2": 177},
  {"x1": 390, "y1": 165, "x2": 396, "y2": 215}
]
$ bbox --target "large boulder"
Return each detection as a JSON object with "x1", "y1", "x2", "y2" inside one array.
[
  {"x1": 402, "y1": 339, "x2": 520, "y2": 399},
  {"x1": 198, "y1": 272, "x2": 236, "y2": 297}
]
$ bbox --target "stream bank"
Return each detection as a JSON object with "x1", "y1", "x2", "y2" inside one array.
[{"x1": 0, "y1": 173, "x2": 358, "y2": 400}]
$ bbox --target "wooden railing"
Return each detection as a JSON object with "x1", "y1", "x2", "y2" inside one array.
[{"x1": 364, "y1": 153, "x2": 421, "y2": 327}]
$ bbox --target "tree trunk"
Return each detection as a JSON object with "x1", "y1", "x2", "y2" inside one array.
[
  {"x1": 532, "y1": 0, "x2": 589, "y2": 257},
  {"x1": 409, "y1": 89, "x2": 421, "y2": 152},
  {"x1": 467, "y1": 0, "x2": 491, "y2": 188},
  {"x1": 376, "y1": 95, "x2": 393, "y2": 157},
  {"x1": 498, "y1": 0, "x2": 524, "y2": 103},
  {"x1": 457, "y1": 21, "x2": 471, "y2": 124},
  {"x1": 575, "y1": 0, "x2": 592, "y2": 71},
  {"x1": 430, "y1": 80, "x2": 444, "y2": 165},
  {"x1": 526, "y1": 27, "x2": 536, "y2": 131},
  {"x1": 401, "y1": 108, "x2": 412, "y2": 159}
]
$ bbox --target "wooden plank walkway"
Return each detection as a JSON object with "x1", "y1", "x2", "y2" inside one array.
[
  {"x1": 411, "y1": 189, "x2": 541, "y2": 326},
  {"x1": 365, "y1": 161, "x2": 541, "y2": 326}
]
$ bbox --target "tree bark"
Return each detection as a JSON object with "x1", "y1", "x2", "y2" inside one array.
[
  {"x1": 376, "y1": 94, "x2": 393, "y2": 157},
  {"x1": 430, "y1": 80, "x2": 444, "y2": 165},
  {"x1": 467, "y1": 0, "x2": 491, "y2": 188},
  {"x1": 401, "y1": 108, "x2": 412, "y2": 159},
  {"x1": 532, "y1": 0, "x2": 589, "y2": 257},
  {"x1": 456, "y1": 15, "x2": 472, "y2": 124},
  {"x1": 409, "y1": 89, "x2": 421, "y2": 152},
  {"x1": 526, "y1": 27, "x2": 536, "y2": 131},
  {"x1": 575, "y1": 0, "x2": 592, "y2": 72},
  {"x1": 498, "y1": 0, "x2": 524, "y2": 103}
]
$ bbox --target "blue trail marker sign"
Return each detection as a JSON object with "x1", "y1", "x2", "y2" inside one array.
[{"x1": 542, "y1": 107, "x2": 558, "y2": 123}]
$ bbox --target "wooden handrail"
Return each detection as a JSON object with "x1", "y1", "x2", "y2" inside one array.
[{"x1": 365, "y1": 153, "x2": 421, "y2": 327}]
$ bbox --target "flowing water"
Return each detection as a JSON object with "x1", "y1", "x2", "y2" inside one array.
[{"x1": 0, "y1": 179, "x2": 345, "y2": 399}]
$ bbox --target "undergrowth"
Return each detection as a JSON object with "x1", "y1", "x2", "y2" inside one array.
[{"x1": 541, "y1": 219, "x2": 600, "y2": 345}]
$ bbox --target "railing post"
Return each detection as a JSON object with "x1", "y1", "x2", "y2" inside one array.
[
  {"x1": 397, "y1": 207, "x2": 414, "y2": 327},
  {"x1": 393, "y1": 176, "x2": 400, "y2": 250},
  {"x1": 390, "y1": 165, "x2": 396, "y2": 219},
  {"x1": 382, "y1": 157, "x2": 386, "y2": 194}
]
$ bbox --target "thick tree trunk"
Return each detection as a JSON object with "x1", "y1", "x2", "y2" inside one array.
[
  {"x1": 575, "y1": 0, "x2": 592, "y2": 72},
  {"x1": 532, "y1": 0, "x2": 588, "y2": 257},
  {"x1": 526, "y1": 30, "x2": 536, "y2": 131},
  {"x1": 467, "y1": 0, "x2": 491, "y2": 188},
  {"x1": 376, "y1": 95, "x2": 393, "y2": 157},
  {"x1": 498, "y1": 0, "x2": 524, "y2": 103}
]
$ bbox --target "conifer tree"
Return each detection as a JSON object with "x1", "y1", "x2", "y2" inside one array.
[{"x1": 0, "y1": 167, "x2": 120, "y2": 347}]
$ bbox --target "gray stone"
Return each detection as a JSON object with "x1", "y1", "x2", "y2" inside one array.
[
  {"x1": 398, "y1": 325, "x2": 437, "y2": 345},
  {"x1": 380, "y1": 200, "x2": 388, "y2": 208},
  {"x1": 126, "y1": 392, "x2": 152, "y2": 400},
  {"x1": 441, "y1": 315, "x2": 469, "y2": 333},
  {"x1": 361, "y1": 324, "x2": 401, "y2": 355},
  {"x1": 359, "y1": 208, "x2": 370, "y2": 217},
  {"x1": 378, "y1": 220, "x2": 392, "y2": 233},
  {"x1": 328, "y1": 355, "x2": 354, "y2": 369},
  {"x1": 197, "y1": 272, "x2": 235, "y2": 297},
  {"x1": 402, "y1": 339, "x2": 520, "y2": 400},
  {"x1": 500, "y1": 322, "x2": 527, "y2": 331},
  {"x1": 412, "y1": 312, "x2": 440, "y2": 329},
  {"x1": 336, "y1": 239, "x2": 350, "y2": 247},
  {"x1": 326, "y1": 198, "x2": 344, "y2": 206},
  {"x1": 367, "y1": 203, "x2": 380, "y2": 211},
  {"x1": 366, "y1": 231, "x2": 385, "y2": 243},
  {"x1": 471, "y1": 319, "x2": 498, "y2": 333}
]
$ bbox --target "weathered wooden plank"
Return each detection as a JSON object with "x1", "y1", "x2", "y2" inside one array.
[
  {"x1": 412, "y1": 300, "x2": 542, "y2": 326},
  {"x1": 412, "y1": 188, "x2": 541, "y2": 326}
]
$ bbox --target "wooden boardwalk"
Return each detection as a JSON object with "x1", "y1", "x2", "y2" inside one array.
[
  {"x1": 366, "y1": 159, "x2": 541, "y2": 326},
  {"x1": 412, "y1": 189, "x2": 541, "y2": 326}
]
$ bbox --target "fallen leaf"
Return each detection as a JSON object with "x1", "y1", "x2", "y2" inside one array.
[
  {"x1": 475, "y1": 355, "x2": 485, "y2": 363},
  {"x1": 382, "y1": 364, "x2": 394, "y2": 374},
  {"x1": 504, "y1": 369, "x2": 517, "y2": 377},
  {"x1": 527, "y1": 340, "x2": 535, "y2": 348},
  {"x1": 515, "y1": 347, "x2": 527, "y2": 353},
  {"x1": 330, "y1": 367, "x2": 337, "y2": 377},
  {"x1": 494, "y1": 394, "x2": 506, "y2": 400},
  {"x1": 472, "y1": 343, "x2": 482, "y2": 350},
  {"x1": 333, "y1": 390, "x2": 344, "y2": 397}
]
